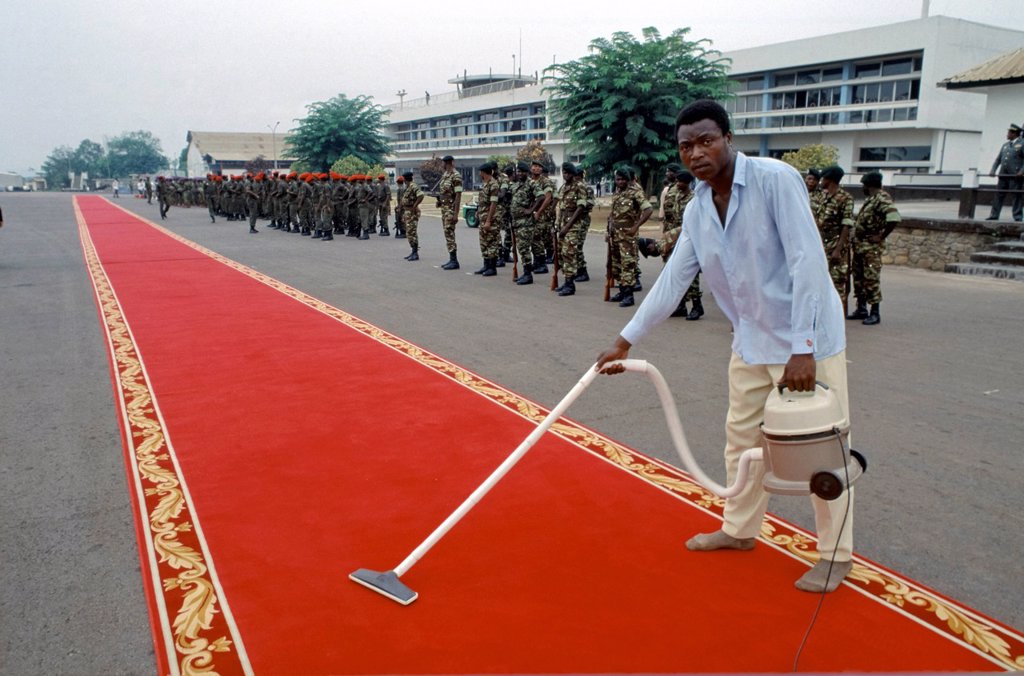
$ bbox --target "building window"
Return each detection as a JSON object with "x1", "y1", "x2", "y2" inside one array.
[
  {"x1": 855, "y1": 62, "x2": 881, "y2": 79},
  {"x1": 858, "y1": 146, "x2": 931, "y2": 162}
]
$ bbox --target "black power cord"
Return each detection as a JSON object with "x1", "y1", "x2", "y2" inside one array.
[{"x1": 791, "y1": 428, "x2": 854, "y2": 671}]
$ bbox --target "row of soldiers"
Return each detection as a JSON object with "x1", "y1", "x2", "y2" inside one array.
[
  {"x1": 155, "y1": 172, "x2": 397, "y2": 240},
  {"x1": 806, "y1": 165, "x2": 901, "y2": 326}
]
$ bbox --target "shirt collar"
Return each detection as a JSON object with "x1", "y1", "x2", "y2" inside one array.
[{"x1": 693, "y1": 151, "x2": 747, "y2": 199}]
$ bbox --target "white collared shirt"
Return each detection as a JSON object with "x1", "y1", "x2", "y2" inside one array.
[{"x1": 621, "y1": 152, "x2": 845, "y2": 365}]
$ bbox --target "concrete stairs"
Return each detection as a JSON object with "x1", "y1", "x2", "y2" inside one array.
[{"x1": 946, "y1": 239, "x2": 1024, "y2": 281}]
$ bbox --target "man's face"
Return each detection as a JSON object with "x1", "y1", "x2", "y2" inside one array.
[
  {"x1": 677, "y1": 119, "x2": 733, "y2": 182},
  {"x1": 444, "y1": 161, "x2": 454, "y2": 172},
  {"x1": 666, "y1": 169, "x2": 677, "y2": 184},
  {"x1": 530, "y1": 164, "x2": 542, "y2": 178},
  {"x1": 1007, "y1": 129, "x2": 1018, "y2": 140},
  {"x1": 516, "y1": 169, "x2": 528, "y2": 182},
  {"x1": 820, "y1": 177, "x2": 836, "y2": 191},
  {"x1": 677, "y1": 180, "x2": 692, "y2": 196},
  {"x1": 614, "y1": 174, "x2": 629, "y2": 190},
  {"x1": 805, "y1": 174, "x2": 819, "y2": 192},
  {"x1": 562, "y1": 169, "x2": 574, "y2": 183}
]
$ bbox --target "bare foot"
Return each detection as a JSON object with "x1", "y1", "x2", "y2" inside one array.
[
  {"x1": 794, "y1": 560, "x2": 853, "y2": 593},
  {"x1": 685, "y1": 529, "x2": 756, "y2": 552}
]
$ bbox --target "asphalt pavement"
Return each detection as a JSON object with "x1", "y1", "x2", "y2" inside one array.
[{"x1": 2, "y1": 191, "x2": 1022, "y2": 673}]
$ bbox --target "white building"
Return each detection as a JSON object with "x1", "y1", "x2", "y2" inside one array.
[
  {"x1": 383, "y1": 15, "x2": 1024, "y2": 184},
  {"x1": 185, "y1": 131, "x2": 294, "y2": 178}
]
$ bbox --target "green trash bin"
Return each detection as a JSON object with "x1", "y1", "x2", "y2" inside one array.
[{"x1": 462, "y1": 203, "x2": 479, "y2": 228}]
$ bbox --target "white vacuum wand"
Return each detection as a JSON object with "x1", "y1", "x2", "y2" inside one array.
[{"x1": 349, "y1": 359, "x2": 862, "y2": 605}]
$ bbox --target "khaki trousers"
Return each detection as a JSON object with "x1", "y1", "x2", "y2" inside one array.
[{"x1": 721, "y1": 350, "x2": 854, "y2": 561}]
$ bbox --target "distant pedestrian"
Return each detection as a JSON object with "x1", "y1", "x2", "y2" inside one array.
[
  {"x1": 848, "y1": 171, "x2": 900, "y2": 326},
  {"x1": 986, "y1": 123, "x2": 1023, "y2": 222},
  {"x1": 111, "y1": 179, "x2": 120, "y2": 198},
  {"x1": 136, "y1": 178, "x2": 145, "y2": 198}
]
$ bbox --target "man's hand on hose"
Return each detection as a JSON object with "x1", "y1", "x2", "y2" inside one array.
[
  {"x1": 778, "y1": 353, "x2": 816, "y2": 391},
  {"x1": 596, "y1": 336, "x2": 633, "y2": 374}
]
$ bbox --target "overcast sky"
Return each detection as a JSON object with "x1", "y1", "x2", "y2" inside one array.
[{"x1": 0, "y1": 0, "x2": 1015, "y2": 175}]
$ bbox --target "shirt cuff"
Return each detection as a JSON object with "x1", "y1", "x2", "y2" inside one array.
[
  {"x1": 620, "y1": 321, "x2": 646, "y2": 347},
  {"x1": 791, "y1": 332, "x2": 816, "y2": 355}
]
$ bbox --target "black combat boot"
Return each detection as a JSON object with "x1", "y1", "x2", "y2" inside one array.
[
  {"x1": 557, "y1": 279, "x2": 576, "y2": 296},
  {"x1": 406, "y1": 247, "x2": 419, "y2": 261},
  {"x1": 686, "y1": 297, "x2": 704, "y2": 321},
  {"x1": 441, "y1": 252, "x2": 460, "y2": 270},
  {"x1": 847, "y1": 300, "x2": 868, "y2": 320},
  {"x1": 633, "y1": 274, "x2": 643, "y2": 292},
  {"x1": 481, "y1": 258, "x2": 497, "y2": 277},
  {"x1": 495, "y1": 255, "x2": 505, "y2": 268},
  {"x1": 381, "y1": 226, "x2": 390, "y2": 236},
  {"x1": 574, "y1": 267, "x2": 590, "y2": 282},
  {"x1": 618, "y1": 286, "x2": 634, "y2": 307},
  {"x1": 608, "y1": 287, "x2": 625, "y2": 303},
  {"x1": 473, "y1": 259, "x2": 490, "y2": 275},
  {"x1": 358, "y1": 229, "x2": 369, "y2": 240},
  {"x1": 321, "y1": 230, "x2": 334, "y2": 241},
  {"x1": 395, "y1": 227, "x2": 406, "y2": 239},
  {"x1": 515, "y1": 263, "x2": 534, "y2": 285},
  {"x1": 249, "y1": 226, "x2": 259, "y2": 234},
  {"x1": 312, "y1": 229, "x2": 323, "y2": 239},
  {"x1": 863, "y1": 303, "x2": 881, "y2": 325},
  {"x1": 532, "y1": 261, "x2": 548, "y2": 275},
  {"x1": 671, "y1": 300, "x2": 688, "y2": 317},
  {"x1": 301, "y1": 227, "x2": 311, "y2": 236}
]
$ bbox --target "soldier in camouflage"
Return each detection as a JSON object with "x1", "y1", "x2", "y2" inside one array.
[
  {"x1": 554, "y1": 163, "x2": 588, "y2": 296},
  {"x1": 510, "y1": 162, "x2": 537, "y2": 285},
  {"x1": 400, "y1": 171, "x2": 424, "y2": 261},
  {"x1": 573, "y1": 171, "x2": 596, "y2": 283},
  {"x1": 642, "y1": 168, "x2": 700, "y2": 318},
  {"x1": 437, "y1": 155, "x2": 463, "y2": 269},
  {"x1": 473, "y1": 163, "x2": 502, "y2": 277},
  {"x1": 497, "y1": 165, "x2": 515, "y2": 267},
  {"x1": 527, "y1": 160, "x2": 553, "y2": 275},
  {"x1": 376, "y1": 174, "x2": 392, "y2": 236},
  {"x1": 607, "y1": 167, "x2": 652, "y2": 307},
  {"x1": 816, "y1": 165, "x2": 854, "y2": 309},
  {"x1": 806, "y1": 168, "x2": 825, "y2": 223},
  {"x1": 393, "y1": 176, "x2": 406, "y2": 238},
  {"x1": 848, "y1": 171, "x2": 900, "y2": 325}
]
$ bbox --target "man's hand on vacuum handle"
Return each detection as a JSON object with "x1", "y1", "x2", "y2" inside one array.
[
  {"x1": 779, "y1": 353, "x2": 816, "y2": 391},
  {"x1": 596, "y1": 336, "x2": 633, "y2": 374}
]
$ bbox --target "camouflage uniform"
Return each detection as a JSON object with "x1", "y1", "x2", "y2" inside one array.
[
  {"x1": 852, "y1": 189, "x2": 900, "y2": 304},
  {"x1": 816, "y1": 187, "x2": 855, "y2": 298},
  {"x1": 401, "y1": 180, "x2": 424, "y2": 249},
  {"x1": 510, "y1": 179, "x2": 536, "y2": 267},
  {"x1": 557, "y1": 179, "x2": 589, "y2": 279},
  {"x1": 356, "y1": 179, "x2": 372, "y2": 238},
  {"x1": 609, "y1": 183, "x2": 651, "y2": 288},
  {"x1": 203, "y1": 179, "x2": 218, "y2": 222},
  {"x1": 286, "y1": 177, "x2": 301, "y2": 231},
  {"x1": 394, "y1": 181, "x2": 406, "y2": 237},
  {"x1": 497, "y1": 172, "x2": 514, "y2": 260},
  {"x1": 661, "y1": 186, "x2": 701, "y2": 301},
  {"x1": 346, "y1": 178, "x2": 360, "y2": 235},
  {"x1": 377, "y1": 179, "x2": 391, "y2": 234},
  {"x1": 533, "y1": 174, "x2": 557, "y2": 263},
  {"x1": 437, "y1": 169, "x2": 463, "y2": 253},
  {"x1": 989, "y1": 135, "x2": 1024, "y2": 221},
  {"x1": 476, "y1": 176, "x2": 502, "y2": 260}
]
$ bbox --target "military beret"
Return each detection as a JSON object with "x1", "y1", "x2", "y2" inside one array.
[
  {"x1": 1010, "y1": 123, "x2": 1022, "y2": 132},
  {"x1": 806, "y1": 168, "x2": 822, "y2": 179},
  {"x1": 442, "y1": 155, "x2": 455, "y2": 162},
  {"x1": 402, "y1": 170, "x2": 414, "y2": 179},
  {"x1": 820, "y1": 165, "x2": 845, "y2": 182},
  {"x1": 665, "y1": 163, "x2": 683, "y2": 173},
  {"x1": 504, "y1": 164, "x2": 516, "y2": 175},
  {"x1": 396, "y1": 176, "x2": 405, "y2": 183},
  {"x1": 861, "y1": 171, "x2": 883, "y2": 188},
  {"x1": 530, "y1": 159, "x2": 545, "y2": 167},
  {"x1": 677, "y1": 170, "x2": 694, "y2": 184},
  {"x1": 378, "y1": 174, "x2": 386, "y2": 179},
  {"x1": 516, "y1": 161, "x2": 530, "y2": 172},
  {"x1": 561, "y1": 162, "x2": 578, "y2": 175},
  {"x1": 479, "y1": 162, "x2": 495, "y2": 174}
]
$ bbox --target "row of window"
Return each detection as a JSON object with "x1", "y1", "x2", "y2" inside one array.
[
  {"x1": 760, "y1": 146, "x2": 932, "y2": 165},
  {"x1": 727, "y1": 78, "x2": 920, "y2": 115},
  {"x1": 398, "y1": 106, "x2": 546, "y2": 134},
  {"x1": 733, "y1": 106, "x2": 919, "y2": 130},
  {"x1": 393, "y1": 133, "x2": 548, "y2": 151},
  {"x1": 398, "y1": 118, "x2": 546, "y2": 142},
  {"x1": 731, "y1": 53, "x2": 922, "y2": 92}
]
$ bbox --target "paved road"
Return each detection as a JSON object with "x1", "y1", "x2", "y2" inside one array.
[{"x1": 2, "y1": 192, "x2": 1022, "y2": 672}]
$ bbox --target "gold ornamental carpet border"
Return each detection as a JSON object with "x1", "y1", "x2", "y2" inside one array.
[
  {"x1": 75, "y1": 198, "x2": 251, "y2": 676},
  {"x1": 86, "y1": 195, "x2": 1024, "y2": 673}
]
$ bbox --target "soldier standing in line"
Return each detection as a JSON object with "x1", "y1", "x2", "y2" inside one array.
[
  {"x1": 285, "y1": 172, "x2": 301, "y2": 232},
  {"x1": 806, "y1": 168, "x2": 825, "y2": 222},
  {"x1": 332, "y1": 173, "x2": 349, "y2": 236},
  {"x1": 367, "y1": 174, "x2": 380, "y2": 234},
  {"x1": 156, "y1": 177, "x2": 171, "y2": 219},
  {"x1": 400, "y1": 171, "x2": 424, "y2": 261},
  {"x1": 203, "y1": 175, "x2": 218, "y2": 223},
  {"x1": 473, "y1": 163, "x2": 502, "y2": 277},
  {"x1": 244, "y1": 174, "x2": 261, "y2": 233},
  {"x1": 606, "y1": 167, "x2": 652, "y2": 307},
  {"x1": 986, "y1": 123, "x2": 1024, "y2": 222},
  {"x1": 510, "y1": 162, "x2": 537, "y2": 285},
  {"x1": 526, "y1": 160, "x2": 551, "y2": 275},
  {"x1": 316, "y1": 174, "x2": 335, "y2": 240},
  {"x1": 816, "y1": 165, "x2": 855, "y2": 311},
  {"x1": 345, "y1": 175, "x2": 360, "y2": 237},
  {"x1": 376, "y1": 174, "x2": 392, "y2": 236},
  {"x1": 554, "y1": 163, "x2": 588, "y2": 297},
  {"x1": 644, "y1": 168, "x2": 699, "y2": 317},
  {"x1": 496, "y1": 165, "x2": 515, "y2": 267},
  {"x1": 848, "y1": 171, "x2": 900, "y2": 325},
  {"x1": 574, "y1": 171, "x2": 596, "y2": 283},
  {"x1": 437, "y1": 155, "x2": 463, "y2": 269},
  {"x1": 355, "y1": 175, "x2": 373, "y2": 240},
  {"x1": 144, "y1": 176, "x2": 153, "y2": 204},
  {"x1": 537, "y1": 163, "x2": 558, "y2": 267},
  {"x1": 393, "y1": 176, "x2": 407, "y2": 238}
]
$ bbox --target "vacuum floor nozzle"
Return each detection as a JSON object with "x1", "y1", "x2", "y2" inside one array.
[{"x1": 349, "y1": 569, "x2": 418, "y2": 605}]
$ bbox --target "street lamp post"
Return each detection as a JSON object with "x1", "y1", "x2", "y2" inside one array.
[{"x1": 267, "y1": 121, "x2": 280, "y2": 170}]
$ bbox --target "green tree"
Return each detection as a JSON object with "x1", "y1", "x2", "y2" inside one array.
[
  {"x1": 288, "y1": 94, "x2": 391, "y2": 171},
  {"x1": 245, "y1": 155, "x2": 271, "y2": 174},
  {"x1": 73, "y1": 139, "x2": 107, "y2": 176},
  {"x1": 781, "y1": 144, "x2": 840, "y2": 172},
  {"x1": 515, "y1": 140, "x2": 554, "y2": 170},
  {"x1": 107, "y1": 130, "x2": 166, "y2": 178},
  {"x1": 178, "y1": 146, "x2": 189, "y2": 174},
  {"x1": 41, "y1": 145, "x2": 75, "y2": 189},
  {"x1": 486, "y1": 154, "x2": 514, "y2": 171},
  {"x1": 330, "y1": 154, "x2": 383, "y2": 177},
  {"x1": 544, "y1": 26, "x2": 731, "y2": 193},
  {"x1": 418, "y1": 155, "x2": 444, "y2": 188}
]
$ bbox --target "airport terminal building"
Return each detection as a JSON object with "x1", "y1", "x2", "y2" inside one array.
[{"x1": 383, "y1": 15, "x2": 1024, "y2": 186}]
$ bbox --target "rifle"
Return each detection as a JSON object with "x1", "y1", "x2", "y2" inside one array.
[
  {"x1": 604, "y1": 225, "x2": 614, "y2": 302},
  {"x1": 550, "y1": 223, "x2": 560, "y2": 291},
  {"x1": 509, "y1": 222, "x2": 519, "y2": 280}
]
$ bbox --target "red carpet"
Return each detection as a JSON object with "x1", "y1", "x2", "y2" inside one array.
[{"x1": 75, "y1": 196, "x2": 1023, "y2": 674}]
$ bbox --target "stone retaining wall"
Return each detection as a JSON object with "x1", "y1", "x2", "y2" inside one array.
[{"x1": 881, "y1": 219, "x2": 1023, "y2": 271}]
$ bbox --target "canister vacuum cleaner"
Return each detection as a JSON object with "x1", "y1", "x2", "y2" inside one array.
[{"x1": 350, "y1": 359, "x2": 866, "y2": 605}]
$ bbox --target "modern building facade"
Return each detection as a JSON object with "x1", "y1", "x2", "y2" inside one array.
[
  {"x1": 383, "y1": 15, "x2": 1024, "y2": 185},
  {"x1": 185, "y1": 131, "x2": 294, "y2": 178}
]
